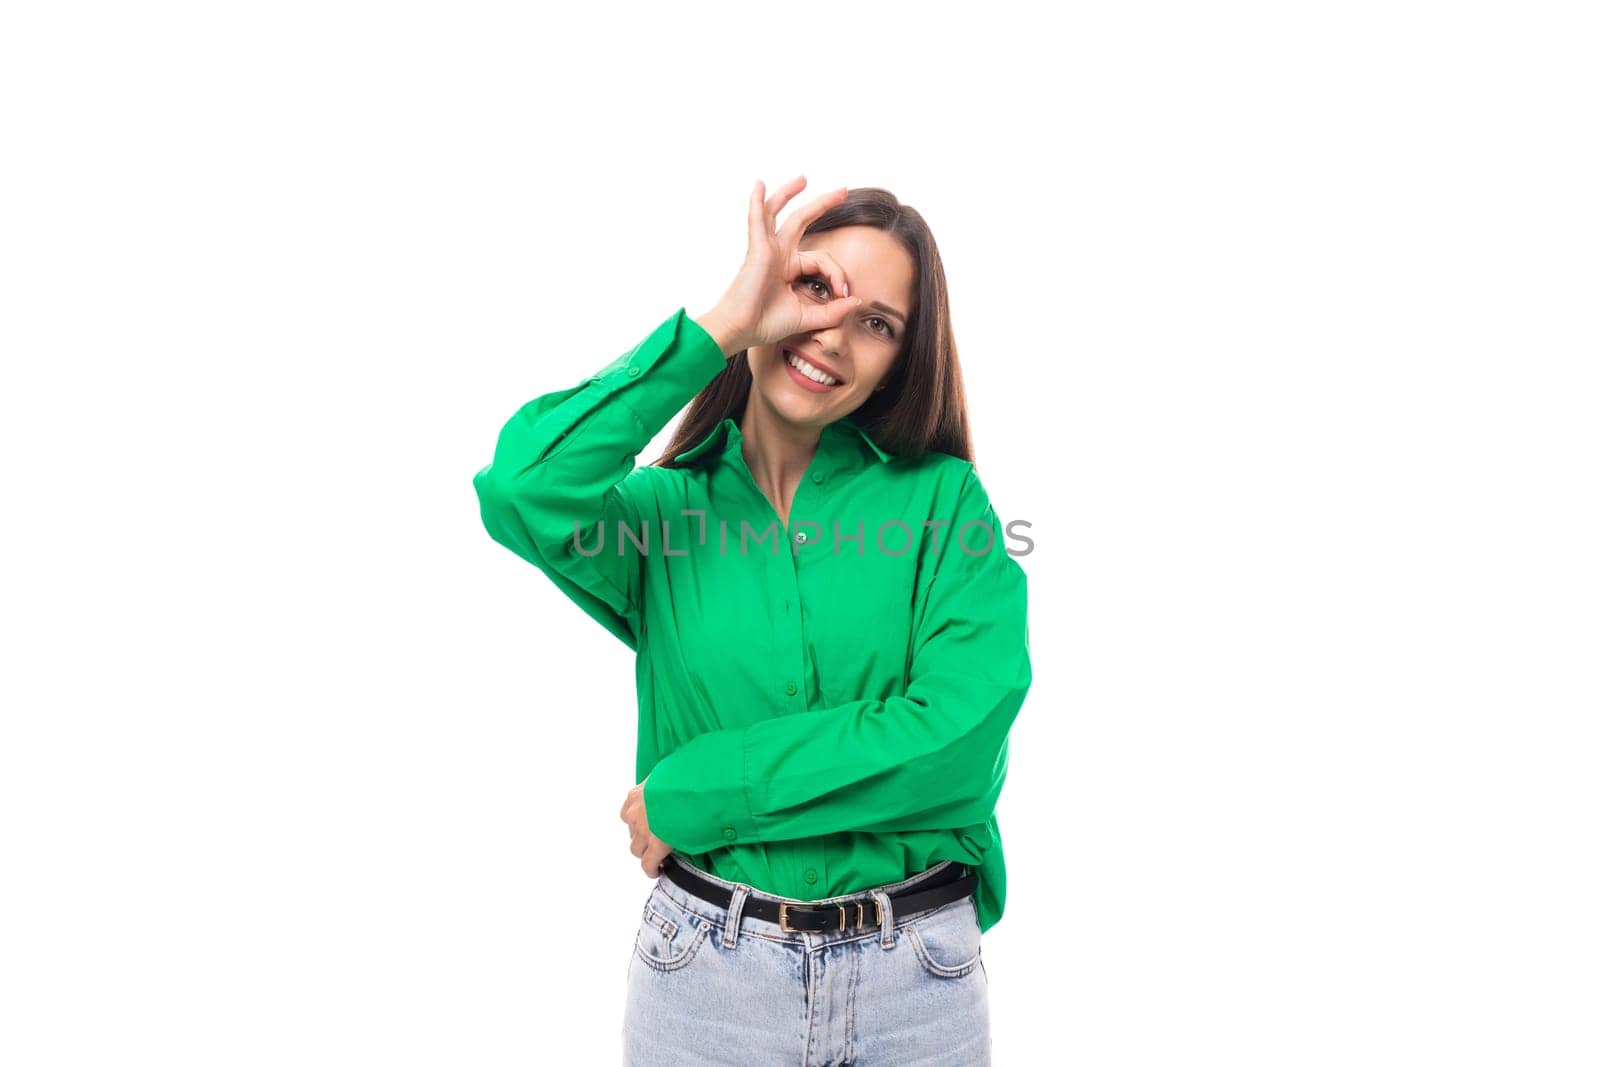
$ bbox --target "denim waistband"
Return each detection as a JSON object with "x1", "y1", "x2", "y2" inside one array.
[{"x1": 650, "y1": 852, "x2": 968, "y2": 948}]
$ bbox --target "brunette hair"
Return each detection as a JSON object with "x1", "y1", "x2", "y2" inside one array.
[{"x1": 650, "y1": 187, "x2": 977, "y2": 469}]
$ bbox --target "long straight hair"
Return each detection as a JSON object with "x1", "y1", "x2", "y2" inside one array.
[{"x1": 651, "y1": 187, "x2": 977, "y2": 469}]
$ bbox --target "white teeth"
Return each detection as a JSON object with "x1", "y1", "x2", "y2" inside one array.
[{"x1": 784, "y1": 349, "x2": 841, "y2": 386}]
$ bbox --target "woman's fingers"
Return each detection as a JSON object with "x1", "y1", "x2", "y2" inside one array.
[
  {"x1": 795, "y1": 248, "x2": 849, "y2": 299},
  {"x1": 800, "y1": 294, "x2": 862, "y2": 334},
  {"x1": 729, "y1": 175, "x2": 849, "y2": 347},
  {"x1": 777, "y1": 185, "x2": 849, "y2": 246},
  {"x1": 643, "y1": 837, "x2": 670, "y2": 877},
  {"x1": 794, "y1": 248, "x2": 857, "y2": 334},
  {"x1": 746, "y1": 180, "x2": 765, "y2": 252},
  {"x1": 763, "y1": 175, "x2": 807, "y2": 226},
  {"x1": 749, "y1": 176, "x2": 806, "y2": 256}
]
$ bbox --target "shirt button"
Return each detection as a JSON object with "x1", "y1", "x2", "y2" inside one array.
[
  {"x1": 810, "y1": 471, "x2": 824, "y2": 484},
  {"x1": 795, "y1": 530, "x2": 809, "y2": 543},
  {"x1": 803, "y1": 869, "x2": 818, "y2": 884},
  {"x1": 783, "y1": 680, "x2": 797, "y2": 696},
  {"x1": 722, "y1": 827, "x2": 737, "y2": 841},
  {"x1": 626, "y1": 366, "x2": 641, "y2": 377}
]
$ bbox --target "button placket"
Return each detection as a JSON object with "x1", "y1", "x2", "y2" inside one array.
[
  {"x1": 789, "y1": 462, "x2": 827, "y2": 554},
  {"x1": 767, "y1": 511, "x2": 805, "y2": 712},
  {"x1": 775, "y1": 472, "x2": 823, "y2": 710},
  {"x1": 789, "y1": 467, "x2": 831, "y2": 895},
  {"x1": 800, "y1": 851, "x2": 828, "y2": 904}
]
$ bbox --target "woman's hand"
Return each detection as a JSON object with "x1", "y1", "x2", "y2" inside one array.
[
  {"x1": 695, "y1": 175, "x2": 863, "y2": 356},
  {"x1": 620, "y1": 774, "x2": 672, "y2": 878}
]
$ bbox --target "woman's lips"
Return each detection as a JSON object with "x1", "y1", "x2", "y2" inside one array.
[{"x1": 782, "y1": 348, "x2": 844, "y2": 392}]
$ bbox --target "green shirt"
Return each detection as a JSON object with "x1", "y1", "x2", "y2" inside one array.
[{"x1": 472, "y1": 307, "x2": 1032, "y2": 934}]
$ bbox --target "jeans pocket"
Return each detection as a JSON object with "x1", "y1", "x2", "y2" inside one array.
[
  {"x1": 905, "y1": 895, "x2": 983, "y2": 980},
  {"x1": 633, "y1": 887, "x2": 712, "y2": 973}
]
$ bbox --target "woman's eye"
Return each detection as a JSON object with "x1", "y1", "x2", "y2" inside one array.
[{"x1": 802, "y1": 277, "x2": 896, "y2": 339}]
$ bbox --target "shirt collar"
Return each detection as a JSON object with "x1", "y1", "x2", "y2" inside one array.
[{"x1": 671, "y1": 414, "x2": 894, "y2": 467}]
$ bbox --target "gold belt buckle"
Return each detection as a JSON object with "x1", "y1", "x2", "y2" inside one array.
[{"x1": 778, "y1": 898, "x2": 883, "y2": 933}]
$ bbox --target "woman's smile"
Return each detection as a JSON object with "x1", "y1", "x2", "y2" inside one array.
[{"x1": 781, "y1": 347, "x2": 845, "y2": 392}]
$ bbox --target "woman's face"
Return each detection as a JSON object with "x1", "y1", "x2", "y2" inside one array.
[{"x1": 747, "y1": 225, "x2": 916, "y2": 433}]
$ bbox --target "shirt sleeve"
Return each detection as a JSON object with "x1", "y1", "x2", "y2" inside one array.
[
  {"x1": 471, "y1": 307, "x2": 729, "y2": 650},
  {"x1": 643, "y1": 463, "x2": 1032, "y2": 853}
]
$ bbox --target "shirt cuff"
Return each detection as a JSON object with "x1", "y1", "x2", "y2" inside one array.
[{"x1": 643, "y1": 727, "x2": 761, "y2": 854}]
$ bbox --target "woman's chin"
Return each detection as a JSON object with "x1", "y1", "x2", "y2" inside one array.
[{"x1": 754, "y1": 389, "x2": 838, "y2": 432}]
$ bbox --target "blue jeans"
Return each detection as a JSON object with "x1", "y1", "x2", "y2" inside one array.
[{"x1": 622, "y1": 854, "x2": 991, "y2": 1065}]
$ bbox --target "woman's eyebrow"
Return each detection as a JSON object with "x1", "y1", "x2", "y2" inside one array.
[{"x1": 865, "y1": 300, "x2": 907, "y2": 324}]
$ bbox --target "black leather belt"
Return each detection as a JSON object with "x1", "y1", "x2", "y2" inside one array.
[{"x1": 660, "y1": 852, "x2": 977, "y2": 934}]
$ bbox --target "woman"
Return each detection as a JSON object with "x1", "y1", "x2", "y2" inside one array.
[{"x1": 473, "y1": 176, "x2": 1031, "y2": 1065}]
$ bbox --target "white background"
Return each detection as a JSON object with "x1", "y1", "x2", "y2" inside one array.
[{"x1": 3, "y1": 2, "x2": 1596, "y2": 1064}]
